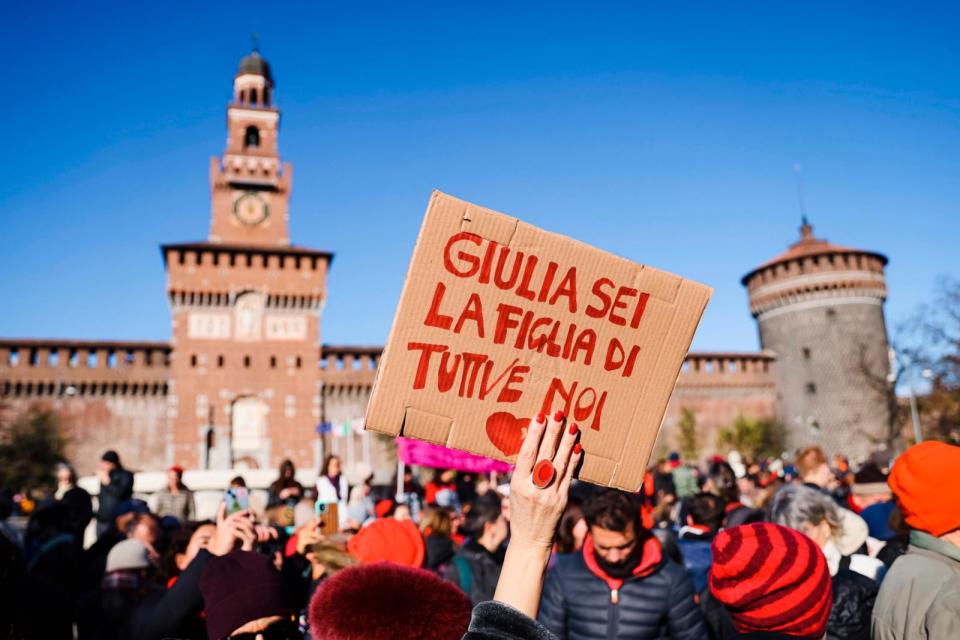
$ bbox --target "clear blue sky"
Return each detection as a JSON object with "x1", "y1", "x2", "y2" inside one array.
[{"x1": 2, "y1": 1, "x2": 957, "y2": 352}]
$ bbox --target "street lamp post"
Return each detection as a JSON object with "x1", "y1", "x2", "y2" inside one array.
[
  {"x1": 905, "y1": 360, "x2": 923, "y2": 445},
  {"x1": 889, "y1": 348, "x2": 931, "y2": 445}
]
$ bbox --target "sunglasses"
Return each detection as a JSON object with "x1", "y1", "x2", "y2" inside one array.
[{"x1": 226, "y1": 619, "x2": 301, "y2": 640}]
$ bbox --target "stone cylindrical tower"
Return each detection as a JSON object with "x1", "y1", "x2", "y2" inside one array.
[{"x1": 741, "y1": 222, "x2": 892, "y2": 460}]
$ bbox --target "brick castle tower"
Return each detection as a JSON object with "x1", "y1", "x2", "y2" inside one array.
[
  {"x1": 162, "y1": 47, "x2": 331, "y2": 470},
  {"x1": 742, "y1": 220, "x2": 893, "y2": 459}
]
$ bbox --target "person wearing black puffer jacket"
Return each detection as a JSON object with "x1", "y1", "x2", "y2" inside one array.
[
  {"x1": 828, "y1": 560, "x2": 878, "y2": 640},
  {"x1": 538, "y1": 489, "x2": 706, "y2": 640}
]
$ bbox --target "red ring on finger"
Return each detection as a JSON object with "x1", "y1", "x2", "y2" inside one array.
[{"x1": 533, "y1": 459, "x2": 556, "y2": 489}]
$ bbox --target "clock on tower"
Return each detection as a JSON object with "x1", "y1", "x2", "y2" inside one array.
[{"x1": 233, "y1": 192, "x2": 269, "y2": 226}]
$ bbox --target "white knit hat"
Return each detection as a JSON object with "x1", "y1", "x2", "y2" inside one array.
[{"x1": 105, "y1": 539, "x2": 151, "y2": 573}]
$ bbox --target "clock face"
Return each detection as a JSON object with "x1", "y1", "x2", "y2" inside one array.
[{"x1": 233, "y1": 192, "x2": 269, "y2": 226}]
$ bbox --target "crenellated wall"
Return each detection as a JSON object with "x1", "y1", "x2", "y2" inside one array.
[
  {"x1": 1, "y1": 340, "x2": 774, "y2": 473},
  {"x1": 0, "y1": 339, "x2": 172, "y2": 473},
  {"x1": 659, "y1": 352, "x2": 778, "y2": 458},
  {"x1": 0, "y1": 339, "x2": 171, "y2": 396}
]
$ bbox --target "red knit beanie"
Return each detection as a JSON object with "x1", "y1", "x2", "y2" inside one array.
[
  {"x1": 347, "y1": 517, "x2": 425, "y2": 567},
  {"x1": 709, "y1": 523, "x2": 832, "y2": 639},
  {"x1": 888, "y1": 441, "x2": 960, "y2": 537}
]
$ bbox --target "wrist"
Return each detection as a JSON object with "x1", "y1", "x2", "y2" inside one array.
[
  {"x1": 507, "y1": 536, "x2": 553, "y2": 556},
  {"x1": 494, "y1": 539, "x2": 553, "y2": 619},
  {"x1": 504, "y1": 539, "x2": 552, "y2": 568}
]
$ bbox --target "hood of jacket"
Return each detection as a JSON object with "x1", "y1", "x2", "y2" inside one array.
[{"x1": 581, "y1": 531, "x2": 663, "y2": 593}]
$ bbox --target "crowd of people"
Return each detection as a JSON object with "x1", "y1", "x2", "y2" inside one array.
[{"x1": 0, "y1": 416, "x2": 957, "y2": 640}]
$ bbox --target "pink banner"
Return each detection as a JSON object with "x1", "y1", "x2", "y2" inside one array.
[{"x1": 397, "y1": 438, "x2": 514, "y2": 474}]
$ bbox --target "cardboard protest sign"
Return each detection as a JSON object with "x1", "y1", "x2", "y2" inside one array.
[{"x1": 365, "y1": 191, "x2": 712, "y2": 491}]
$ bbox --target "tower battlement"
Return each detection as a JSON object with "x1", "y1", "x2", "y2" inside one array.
[{"x1": 742, "y1": 223, "x2": 888, "y2": 318}]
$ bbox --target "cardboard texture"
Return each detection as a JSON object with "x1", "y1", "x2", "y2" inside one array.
[{"x1": 365, "y1": 191, "x2": 712, "y2": 491}]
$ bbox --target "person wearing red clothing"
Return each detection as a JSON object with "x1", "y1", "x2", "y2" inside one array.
[
  {"x1": 873, "y1": 441, "x2": 960, "y2": 639},
  {"x1": 538, "y1": 489, "x2": 707, "y2": 639},
  {"x1": 708, "y1": 522, "x2": 833, "y2": 639},
  {"x1": 426, "y1": 469, "x2": 459, "y2": 506},
  {"x1": 347, "y1": 517, "x2": 426, "y2": 567}
]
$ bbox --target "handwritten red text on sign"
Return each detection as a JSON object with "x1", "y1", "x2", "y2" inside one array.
[{"x1": 407, "y1": 231, "x2": 653, "y2": 447}]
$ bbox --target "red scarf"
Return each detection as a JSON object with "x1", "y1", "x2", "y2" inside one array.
[
  {"x1": 581, "y1": 533, "x2": 662, "y2": 603},
  {"x1": 724, "y1": 501, "x2": 745, "y2": 514}
]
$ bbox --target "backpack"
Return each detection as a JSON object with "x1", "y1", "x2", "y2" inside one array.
[{"x1": 453, "y1": 555, "x2": 474, "y2": 595}]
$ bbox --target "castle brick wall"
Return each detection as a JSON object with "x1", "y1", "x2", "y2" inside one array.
[
  {"x1": 658, "y1": 352, "x2": 778, "y2": 457},
  {"x1": 0, "y1": 340, "x2": 171, "y2": 474}
]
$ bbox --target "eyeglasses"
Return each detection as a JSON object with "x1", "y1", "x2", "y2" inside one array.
[{"x1": 226, "y1": 619, "x2": 301, "y2": 640}]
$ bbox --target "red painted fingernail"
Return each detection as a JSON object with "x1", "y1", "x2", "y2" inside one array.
[
  {"x1": 573, "y1": 443, "x2": 583, "y2": 454},
  {"x1": 569, "y1": 424, "x2": 579, "y2": 436},
  {"x1": 536, "y1": 412, "x2": 546, "y2": 424},
  {"x1": 554, "y1": 410, "x2": 565, "y2": 422}
]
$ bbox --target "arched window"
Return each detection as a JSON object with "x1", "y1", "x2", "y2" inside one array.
[
  {"x1": 244, "y1": 126, "x2": 260, "y2": 148},
  {"x1": 250, "y1": 88, "x2": 258, "y2": 104},
  {"x1": 263, "y1": 87, "x2": 271, "y2": 106}
]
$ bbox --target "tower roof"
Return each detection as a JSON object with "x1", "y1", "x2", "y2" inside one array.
[
  {"x1": 741, "y1": 221, "x2": 887, "y2": 286},
  {"x1": 236, "y1": 50, "x2": 273, "y2": 83}
]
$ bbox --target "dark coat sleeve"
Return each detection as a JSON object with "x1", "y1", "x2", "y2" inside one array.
[
  {"x1": 113, "y1": 469, "x2": 134, "y2": 501},
  {"x1": 127, "y1": 549, "x2": 213, "y2": 640},
  {"x1": 664, "y1": 563, "x2": 709, "y2": 640},
  {"x1": 700, "y1": 589, "x2": 740, "y2": 640},
  {"x1": 536, "y1": 565, "x2": 567, "y2": 639},
  {"x1": 281, "y1": 552, "x2": 313, "y2": 611},
  {"x1": 827, "y1": 569, "x2": 878, "y2": 640},
  {"x1": 465, "y1": 601, "x2": 559, "y2": 640},
  {"x1": 99, "y1": 470, "x2": 134, "y2": 519}
]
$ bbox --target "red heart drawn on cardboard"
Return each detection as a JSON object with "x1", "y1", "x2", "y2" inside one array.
[{"x1": 485, "y1": 411, "x2": 529, "y2": 457}]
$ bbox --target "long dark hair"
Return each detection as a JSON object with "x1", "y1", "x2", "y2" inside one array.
[
  {"x1": 322, "y1": 455, "x2": 340, "y2": 478},
  {"x1": 271, "y1": 459, "x2": 299, "y2": 494},
  {"x1": 158, "y1": 520, "x2": 214, "y2": 585},
  {"x1": 707, "y1": 460, "x2": 740, "y2": 506}
]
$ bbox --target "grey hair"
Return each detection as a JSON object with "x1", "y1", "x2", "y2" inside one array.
[
  {"x1": 56, "y1": 462, "x2": 77, "y2": 484},
  {"x1": 769, "y1": 484, "x2": 842, "y2": 535}
]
